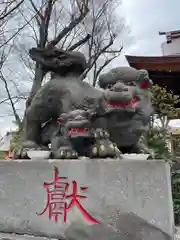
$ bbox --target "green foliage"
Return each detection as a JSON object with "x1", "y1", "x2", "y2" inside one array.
[
  {"x1": 149, "y1": 85, "x2": 180, "y2": 222},
  {"x1": 172, "y1": 172, "x2": 180, "y2": 225},
  {"x1": 143, "y1": 127, "x2": 171, "y2": 160},
  {"x1": 0, "y1": 151, "x2": 5, "y2": 159},
  {"x1": 9, "y1": 131, "x2": 21, "y2": 152},
  {"x1": 144, "y1": 126, "x2": 180, "y2": 223},
  {"x1": 151, "y1": 85, "x2": 180, "y2": 125}
]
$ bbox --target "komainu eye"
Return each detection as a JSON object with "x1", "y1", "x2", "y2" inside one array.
[
  {"x1": 107, "y1": 84, "x2": 112, "y2": 89},
  {"x1": 128, "y1": 81, "x2": 136, "y2": 86}
]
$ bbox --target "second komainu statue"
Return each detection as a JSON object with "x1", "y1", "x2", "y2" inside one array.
[{"x1": 20, "y1": 47, "x2": 154, "y2": 159}]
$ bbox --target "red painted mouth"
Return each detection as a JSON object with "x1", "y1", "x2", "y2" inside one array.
[
  {"x1": 107, "y1": 96, "x2": 138, "y2": 108},
  {"x1": 69, "y1": 128, "x2": 89, "y2": 136},
  {"x1": 140, "y1": 79, "x2": 149, "y2": 89}
]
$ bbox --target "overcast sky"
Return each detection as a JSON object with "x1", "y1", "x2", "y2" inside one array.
[
  {"x1": 122, "y1": 0, "x2": 180, "y2": 55},
  {"x1": 120, "y1": 0, "x2": 180, "y2": 128},
  {"x1": 1, "y1": 0, "x2": 180, "y2": 135}
]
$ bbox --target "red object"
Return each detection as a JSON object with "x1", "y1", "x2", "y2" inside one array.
[
  {"x1": 107, "y1": 79, "x2": 149, "y2": 108},
  {"x1": 37, "y1": 167, "x2": 100, "y2": 224},
  {"x1": 140, "y1": 79, "x2": 149, "y2": 89},
  {"x1": 69, "y1": 128, "x2": 88, "y2": 136},
  {"x1": 107, "y1": 96, "x2": 138, "y2": 108},
  {"x1": 5, "y1": 152, "x2": 12, "y2": 160},
  {"x1": 126, "y1": 55, "x2": 180, "y2": 72}
]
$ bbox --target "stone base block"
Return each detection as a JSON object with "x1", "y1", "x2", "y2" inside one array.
[{"x1": 0, "y1": 159, "x2": 174, "y2": 240}]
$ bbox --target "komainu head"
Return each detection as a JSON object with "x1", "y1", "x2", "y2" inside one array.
[
  {"x1": 98, "y1": 67, "x2": 154, "y2": 146},
  {"x1": 98, "y1": 66, "x2": 153, "y2": 113},
  {"x1": 29, "y1": 47, "x2": 88, "y2": 76}
]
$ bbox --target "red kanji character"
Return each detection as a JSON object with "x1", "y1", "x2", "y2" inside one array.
[
  {"x1": 37, "y1": 166, "x2": 68, "y2": 222},
  {"x1": 64, "y1": 180, "x2": 100, "y2": 224},
  {"x1": 38, "y1": 166, "x2": 100, "y2": 224}
]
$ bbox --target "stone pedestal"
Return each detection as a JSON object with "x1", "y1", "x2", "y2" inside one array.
[{"x1": 0, "y1": 159, "x2": 174, "y2": 240}]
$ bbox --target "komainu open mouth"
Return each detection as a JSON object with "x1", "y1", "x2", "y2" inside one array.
[
  {"x1": 106, "y1": 96, "x2": 138, "y2": 108},
  {"x1": 68, "y1": 128, "x2": 90, "y2": 137}
]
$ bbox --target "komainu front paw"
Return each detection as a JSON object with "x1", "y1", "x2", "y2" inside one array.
[
  {"x1": 91, "y1": 140, "x2": 122, "y2": 158},
  {"x1": 54, "y1": 146, "x2": 78, "y2": 159},
  {"x1": 93, "y1": 128, "x2": 110, "y2": 140},
  {"x1": 20, "y1": 148, "x2": 31, "y2": 159}
]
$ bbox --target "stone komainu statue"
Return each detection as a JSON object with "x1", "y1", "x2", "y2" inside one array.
[{"x1": 21, "y1": 47, "x2": 154, "y2": 159}]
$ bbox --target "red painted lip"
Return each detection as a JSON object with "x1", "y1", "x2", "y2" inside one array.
[
  {"x1": 69, "y1": 128, "x2": 89, "y2": 135},
  {"x1": 106, "y1": 79, "x2": 149, "y2": 108},
  {"x1": 140, "y1": 79, "x2": 149, "y2": 89},
  {"x1": 107, "y1": 96, "x2": 138, "y2": 108}
]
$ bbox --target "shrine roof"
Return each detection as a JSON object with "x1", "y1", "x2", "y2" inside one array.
[
  {"x1": 159, "y1": 30, "x2": 180, "y2": 36},
  {"x1": 125, "y1": 55, "x2": 180, "y2": 72}
]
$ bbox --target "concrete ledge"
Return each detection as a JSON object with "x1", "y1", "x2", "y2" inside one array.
[
  {"x1": 0, "y1": 232, "x2": 58, "y2": 240},
  {"x1": 0, "y1": 159, "x2": 174, "y2": 239}
]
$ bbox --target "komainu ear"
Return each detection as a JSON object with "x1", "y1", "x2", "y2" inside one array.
[
  {"x1": 29, "y1": 47, "x2": 88, "y2": 73},
  {"x1": 98, "y1": 72, "x2": 116, "y2": 89},
  {"x1": 29, "y1": 47, "x2": 69, "y2": 72},
  {"x1": 138, "y1": 69, "x2": 149, "y2": 82}
]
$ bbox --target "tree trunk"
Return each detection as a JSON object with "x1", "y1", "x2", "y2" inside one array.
[
  {"x1": 26, "y1": 63, "x2": 44, "y2": 108},
  {"x1": 27, "y1": 63, "x2": 44, "y2": 106}
]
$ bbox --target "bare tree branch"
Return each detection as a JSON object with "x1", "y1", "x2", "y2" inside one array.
[
  {"x1": 10, "y1": 0, "x2": 127, "y2": 114},
  {"x1": 0, "y1": 3, "x2": 46, "y2": 49},
  {"x1": 0, "y1": 0, "x2": 24, "y2": 21},
  {"x1": 93, "y1": 46, "x2": 123, "y2": 86},
  {"x1": 68, "y1": 33, "x2": 91, "y2": 51},
  {"x1": 29, "y1": 0, "x2": 44, "y2": 24},
  {"x1": 38, "y1": 0, "x2": 54, "y2": 48},
  {"x1": 47, "y1": 0, "x2": 89, "y2": 48},
  {"x1": 81, "y1": 36, "x2": 114, "y2": 80},
  {"x1": 0, "y1": 71, "x2": 22, "y2": 128},
  {"x1": 0, "y1": 96, "x2": 26, "y2": 105}
]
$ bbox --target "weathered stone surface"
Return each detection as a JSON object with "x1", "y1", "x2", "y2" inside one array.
[
  {"x1": 0, "y1": 159, "x2": 174, "y2": 239},
  {"x1": 0, "y1": 232, "x2": 58, "y2": 240},
  {"x1": 22, "y1": 64, "x2": 154, "y2": 159}
]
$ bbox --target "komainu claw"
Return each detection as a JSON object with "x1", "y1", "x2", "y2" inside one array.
[
  {"x1": 91, "y1": 139, "x2": 122, "y2": 158},
  {"x1": 104, "y1": 131, "x2": 109, "y2": 138},
  {"x1": 72, "y1": 151, "x2": 77, "y2": 158},
  {"x1": 66, "y1": 151, "x2": 71, "y2": 158},
  {"x1": 99, "y1": 144, "x2": 105, "y2": 151},
  {"x1": 78, "y1": 156, "x2": 89, "y2": 160},
  {"x1": 60, "y1": 150, "x2": 64, "y2": 157},
  {"x1": 99, "y1": 131, "x2": 104, "y2": 138},
  {"x1": 91, "y1": 128, "x2": 122, "y2": 158},
  {"x1": 55, "y1": 146, "x2": 78, "y2": 159},
  {"x1": 109, "y1": 143, "x2": 114, "y2": 149},
  {"x1": 92, "y1": 146, "x2": 98, "y2": 155}
]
